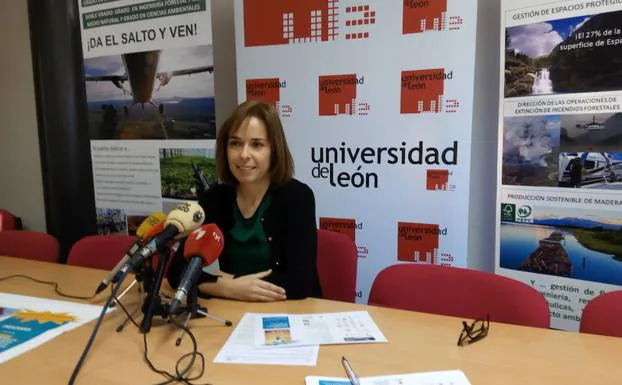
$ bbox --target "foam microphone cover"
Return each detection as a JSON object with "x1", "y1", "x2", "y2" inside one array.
[
  {"x1": 136, "y1": 212, "x2": 166, "y2": 238},
  {"x1": 165, "y1": 201, "x2": 205, "y2": 233},
  {"x1": 183, "y1": 223, "x2": 224, "y2": 266},
  {"x1": 143, "y1": 222, "x2": 165, "y2": 241}
]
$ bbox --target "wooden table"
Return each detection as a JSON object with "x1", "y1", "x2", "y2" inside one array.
[{"x1": 0, "y1": 256, "x2": 620, "y2": 385}]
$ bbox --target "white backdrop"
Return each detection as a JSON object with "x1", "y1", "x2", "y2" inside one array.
[{"x1": 235, "y1": 0, "x2": 479, "y2": 303}]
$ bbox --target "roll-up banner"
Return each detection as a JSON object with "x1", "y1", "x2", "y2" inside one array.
[
  {"x1": 77, "y1": 0, "x2": 216, "y2": 234},
  {"x1": 234, "y1": 0, "x2": 479, "y2": 302},
  {"x1": 497, "y1": 0, "x2": 622, "y2": 330}
]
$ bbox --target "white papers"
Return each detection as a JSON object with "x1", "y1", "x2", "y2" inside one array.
[
  {"x1": 0, "y1": 292, "x2": 105, "y2": 364},
  {"x1": 305, "y1": 370, "x2": 472, "y2": 385},
  {"x1": 213, "y1": 313, "x2": 319, "y2": 366},
  {"x1": 254, "y1": 311, "x2": 387, "y2": 348}
]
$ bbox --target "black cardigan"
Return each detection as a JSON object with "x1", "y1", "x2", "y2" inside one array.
[{"x1": 167, "y1": 178, "x2": 322, "y2": 300}]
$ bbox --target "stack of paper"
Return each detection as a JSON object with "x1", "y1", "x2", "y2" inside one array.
[
  {"x1": 213, "y1": 311, "x2": 386, "y2": 366},
  {"x1": 214, "y1": 313, "x2": 319, "y2": 366},
  {"x1": 0, "y1": 292, "x2": 106, "y2": 364},
  {"x1": 305, "y1": 370, "x2": 473, "y2": 385}
]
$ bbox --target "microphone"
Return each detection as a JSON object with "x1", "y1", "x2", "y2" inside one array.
[
  {"x1": 115, "y1": 201, "x2": 205, "y2": 286},
  {"x1": 169, "y1": 224, "x2": 224, "y2": 315},
  {"x1": 94, "y1": 211, "x2": 166, "y2": 294}
]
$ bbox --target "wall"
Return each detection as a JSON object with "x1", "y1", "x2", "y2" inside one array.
[
  {"x1": 211, "y1": 0, "x2": 239, "y2": 128},
  {"x1": 0, "y1": 0, "x2": 46, "y2": 231},
  {"x1": 468, "y1": 0, "x2": 501, "y2": 272}
]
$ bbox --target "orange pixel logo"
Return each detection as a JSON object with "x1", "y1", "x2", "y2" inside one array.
[
  {"x1": 397, "y1": 222, "x2": 440, "y2": 264},
  {"x1": 400, "y1": 69, "x2": 448, "y2": 114},
  {"x1": 403, "y1": 0, "x2": 447, "y2": 33},
  {"x1": 243, "y1": 0, "x2": 338, "y2": 46},
  {"x1": 319, "y1": 74, "x2": 370, "y2": 116},
  {"x1": 246, "y1": 78, "x2": 293, "y2": 117},
  {"x1": 344, "y1": 5, "x2": 375, "y2": 40},
  {"x1": 243, "y1": 0, "x2": 376, "y2": 46},
  {"x1": 319, "y1": 217, "x2": 356, "y2": 242},
  {"x1": 426, "y1": 170, "x2": 449, "y2": 190}
]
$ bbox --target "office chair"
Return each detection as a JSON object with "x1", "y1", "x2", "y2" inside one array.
[
  {"x1": 580, "y1": 290, "x2": 622, "y2": 337},
  {"x1": 316, "y1": 229, "x2": 358, "y2": 303},
  {"x1": 0, "y1": 230, "x2": 60, "y2": 262},
  {"x1": 67, "y1": 235, "x2": 137, "y2": 270},
  {"x1": 368, "y1": 263, "x2": 550, "y2": 328}
]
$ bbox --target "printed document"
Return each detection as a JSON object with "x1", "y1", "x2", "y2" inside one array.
[
  {"x1": 305, "y1": 370, "x2": 472, "y2": 385},
  {"x1": 214, "y1": 313, "x2": 319, "y2": 366},
  {"x1": 0, "y1": 292, "x2": 105, "y2": 364},
  {"x1": 254, "y1": 311, "x2": 386, "y2": 348}
]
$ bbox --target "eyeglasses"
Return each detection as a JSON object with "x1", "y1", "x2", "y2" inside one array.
[{"x1": 457, "y1": 314, "x2": 490, "y2": 347}]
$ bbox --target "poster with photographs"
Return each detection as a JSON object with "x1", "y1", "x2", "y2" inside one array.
[
  {"x1": 497, "y1": 0, "x2": 622, "y2": 331},
  {"x1": 77, "y1": 0, "x2": 216, "y2": 232}
]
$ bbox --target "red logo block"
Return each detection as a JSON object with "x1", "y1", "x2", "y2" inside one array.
[
  {"x1": 400, "y1": 69, "x2": 445, "y2": 114},
  {"x1": 319, "y1": 74, "x2": 357, "y2": 116},
  {"x1": 319, "y1": 217, "x2": 356, "y2": 242},
  {"x1": 403, "y1": 0, "x2": 447, "y2": 34},
  {"x1": 246, "y1": 78, "x2": 293, "y2": 117},
  {"x1": 426, "y1": 170, "x2": 449, "y2": 191},
  {"x1": 246, "y1": 78, "x2": 281, "y2": 103},
  {"x1": 397, "y1": 222, "x2": 440, "y2": 264},
  {"x1": 243, "y1": 0, "x2": 338, "y2": 47}
]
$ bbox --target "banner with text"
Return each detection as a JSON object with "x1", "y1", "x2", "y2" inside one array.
[
  {"x1": 497, "y1": 0, "x2": 622, "y2": 331},
  {"x1": 234, "y1": 0, "x2": 478, "y2": 303},
  {"x1": 78, "y1": 0, "x2": 216, "y2": 233}
]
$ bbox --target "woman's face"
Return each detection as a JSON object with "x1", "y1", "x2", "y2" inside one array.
[{"x1": 227, "y1": 117, "x2": 272, "y2": 186}]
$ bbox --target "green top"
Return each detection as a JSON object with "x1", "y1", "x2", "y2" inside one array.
[{"x1": 221, "y1": 192, "x2": 272, "y2": 277}]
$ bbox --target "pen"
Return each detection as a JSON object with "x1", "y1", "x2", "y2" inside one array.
[{"x1": 341, "y1": 356, "x2": 361, "y2": 385}]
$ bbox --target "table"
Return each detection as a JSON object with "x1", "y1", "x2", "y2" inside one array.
[{"x1": 0, "y1": 256, "x2": 620, "y2": 385}]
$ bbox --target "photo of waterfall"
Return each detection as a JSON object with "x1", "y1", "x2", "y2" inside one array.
[
  {"x1": 504, "y1": 10, "x2": 622, "y2": 97},
  {"x1": 532, "y1": 68, "x2": 553, "y2": 94}
]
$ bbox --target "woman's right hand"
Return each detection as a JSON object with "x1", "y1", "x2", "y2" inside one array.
[{"x1": 222, "y1": 269, "x2": 287, "y2": 302}]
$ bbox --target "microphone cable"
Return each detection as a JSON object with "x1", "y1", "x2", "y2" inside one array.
[
  {"x1": 111, "y1": 291, "x2": 210, "y2": 385},
  {"x1": 0, "y1": 274, "x2": 209, "y2": 384},
  {"x1": 0, "y1": 274, "x2": 97, "y2": 300},
  {"x1": 67, "y1": 280, "x2": 122, "y2": 385}
]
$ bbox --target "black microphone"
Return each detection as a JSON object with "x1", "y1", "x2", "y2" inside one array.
[{"x1": 168, "y1": 224, "x2": 224, "y2": 315}]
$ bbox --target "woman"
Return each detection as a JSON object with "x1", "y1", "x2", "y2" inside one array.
[{"x1": 168, "y1": 100, "x2": 322, "y2": 301}]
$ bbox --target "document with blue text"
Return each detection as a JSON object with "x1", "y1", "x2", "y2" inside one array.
[{"x1": 254, "y1": 311, "x2": 387, "y2": 348}]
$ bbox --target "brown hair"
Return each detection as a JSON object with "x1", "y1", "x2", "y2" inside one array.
[{"x1": 215, "y1": 100, "x2": 294, "y2": 186}]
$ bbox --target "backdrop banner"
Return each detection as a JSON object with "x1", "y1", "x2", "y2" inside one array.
[
  {"x1": 234, "y1": 0, "x2": 479, "y2": 302},
  {"x1": 497, "y1": 0, "x2": 622, "y2": 330},
  {"x1": 77, "y1": 0, "x2": 217, "y2": 233}
]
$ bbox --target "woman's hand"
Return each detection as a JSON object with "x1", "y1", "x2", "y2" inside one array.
[{"x1": 222, "y1": 269, "x2": 287, "y2": 302}]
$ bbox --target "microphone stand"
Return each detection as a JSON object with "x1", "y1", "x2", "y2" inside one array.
[
  {"x1": 170, "y1": 279, "x2": 233, "y2": 346},
  {"x1": 113, "y1": 279, "x2": 141, "y2": 332},
  {"x1": 115, "y1": 266, "x2": 151, "y2": 333},
  {"x1": 114, "y1": 250, "x2": 160, "y2": 333},
  {"x1": 139, "y1": 247, "x2": 171, "y2": 333}
]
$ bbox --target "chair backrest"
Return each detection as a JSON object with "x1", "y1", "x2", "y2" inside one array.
[
  {"x1": 0, "y1": 209, "x2": 18, "y2": 231},
  {"x1": 580, "y1": 290, "x2": 622, "y2": 337},
  {"x1": 316, "y1": 229, "x2": 357, "y2": 303},
  {"x1": 67, "y1": 235, "x2": 137, "y2": 270},
  {"x1": 368, "y1": 264, "x2": 550, "y2": 328},
  {"x1": 0, "y1": 230, "x2": 60, "y2": 262}
]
